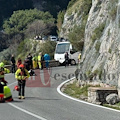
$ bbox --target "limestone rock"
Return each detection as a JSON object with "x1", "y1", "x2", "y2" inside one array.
[{"x1": 106, "y1": 94, "x2": 120, "y2": 105}]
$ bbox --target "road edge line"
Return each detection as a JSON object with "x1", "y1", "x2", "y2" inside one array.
[
  {"x1": 8, "y1": 103, "x2": 47, "y2": 120},
  {"x1": 57, "y1": 77, "x2": 120, "y2": 113},
  {"x1": 7, "y1": 81, "x2": 47, "y2": 120}
]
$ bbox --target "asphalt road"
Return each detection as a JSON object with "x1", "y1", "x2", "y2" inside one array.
[{"x1": 1, "y1": 66, "x2": 120, "y2": 120}]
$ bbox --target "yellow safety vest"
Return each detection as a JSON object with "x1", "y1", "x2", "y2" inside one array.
[
  {"x1": 0, "y1": 68, "x2": 10, "y2": 79},
  {"x1": 15, "y1": 69, "x2": 30, "y2": 80},
  {"x1": 4, "y1": 86, "x2": 12, "y2": 99},
  {"x1": 38, "y1": 55, "x2": 41, "y2": 61}
]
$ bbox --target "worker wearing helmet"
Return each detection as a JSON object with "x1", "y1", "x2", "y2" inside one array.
[
  {"x1": 0, "y1": 62, "x2": 10, "y2": 85},
  {"x1": 15, "y1": 64, "x2": 30, "y2": 99},
  {"x1": 0, "y1": 62, "x2": 13, "y2": 102}
]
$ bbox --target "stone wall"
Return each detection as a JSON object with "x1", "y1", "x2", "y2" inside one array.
[{"x1": 88, "y1": 87, "x2": 118, "y2": 104}]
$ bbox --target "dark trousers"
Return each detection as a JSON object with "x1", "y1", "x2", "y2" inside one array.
[
  {"x1": 11, "y1": 63, "x2": 16, "y2": 73},
  {"x1": 41, "y1": 61, "x2": 44, "y2": 70},
  {"x1": 65, "y1": 59, "x2": 69, "y2": 67},
  {"x1": 18, "y1": 80, "x2": 26, "y2": 96},
  {"x1": 0, "y1": 83, "x2": 3, "y2": 93}
]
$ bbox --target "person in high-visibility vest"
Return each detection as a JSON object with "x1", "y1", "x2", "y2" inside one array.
[
  {"x1": 78, "y1": 53, "x2": 81, "y2": 63},
  {"x1": 32, "y1": 54, "x2": 38, "y2": 69},
  {"x1": 38, "y1": 52, "x2": 42, "y2": 70},
  {"x1": 15, "y1": 64, "x2": 30, "y2": 99},
  {"x1": 0, "y1": 62, "x2": 10, "y2": 85},
  {"x1": 0, "y1": 62, "x2": 13, "y2": 102},
  {"x1": 3, "y1": 83, "x2": 13, "y2": 102}
]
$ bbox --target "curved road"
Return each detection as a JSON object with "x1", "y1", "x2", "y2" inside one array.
[{"x1": 1, "y1": 66, "x2": 120, "y2": 120}]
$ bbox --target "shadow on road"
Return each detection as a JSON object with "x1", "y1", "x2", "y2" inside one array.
[{"x1": 23, "y1": 97, "x2": 61, "y2": 101}]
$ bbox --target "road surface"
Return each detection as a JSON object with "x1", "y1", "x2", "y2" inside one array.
[{"x1": 1, "y1": 66, "x2": 120, "y2": 120}]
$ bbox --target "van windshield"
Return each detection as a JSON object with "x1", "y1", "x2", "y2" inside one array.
[{"x1": 55, "y1": 43, "x2": 70, "y2": 54}]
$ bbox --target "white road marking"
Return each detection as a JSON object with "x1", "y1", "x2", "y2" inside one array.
[
  {"x1": 57, "y1": 77, "x2": 120, "y2": 113},
  {"x1": 8, "y1": 81, "x2": 17, "y2": 86},
  {"x1": 8, "y1": 81, "x2": 47, "y2": 120},
  {"x1": 8, "y1": 103, "x2": 47, "y2": 120}
]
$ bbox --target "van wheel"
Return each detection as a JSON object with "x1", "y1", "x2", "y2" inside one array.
[{"x1": 71, "y1": 59, "x2": 76, "y2": 65}]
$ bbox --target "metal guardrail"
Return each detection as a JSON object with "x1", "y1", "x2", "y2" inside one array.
[{"x1": 5, "y1": 60, "x2": 60, "y2": 69}]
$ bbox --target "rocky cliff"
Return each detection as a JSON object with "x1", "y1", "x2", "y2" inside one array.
[{"x1": 60, "y1": 0, "x2": 120, "y2": 93}]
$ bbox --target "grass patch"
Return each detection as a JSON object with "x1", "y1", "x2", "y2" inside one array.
[
  {"x1": 103, "y1": 103, "x2": 120, "y2": 110},
  {"x1": 63, "y1": 81, "x2": 90, "y2": 99},
  {"x1": 63, "y1": 80, "x2": 120, "y2": 111}
]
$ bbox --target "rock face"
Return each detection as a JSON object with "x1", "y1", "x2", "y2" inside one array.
[
  {"x1": 60, "y1": 0, "x2": 120, "y2": 96},
  {"x1": 106, "y1": 93, "x2": 119, "y2": 105}
]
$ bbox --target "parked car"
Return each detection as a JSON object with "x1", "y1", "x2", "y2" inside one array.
[{"x1": 49, "y1": 36, "x2": 58, "y2": 41}]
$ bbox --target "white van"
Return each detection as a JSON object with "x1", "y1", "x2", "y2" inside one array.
[{"x1": 54, "y1": 41, "x2": 79, "y2": 65}]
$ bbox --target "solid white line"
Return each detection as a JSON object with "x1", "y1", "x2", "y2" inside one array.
[
  {"x1": 57, "y1": 77, "x2": 120, "y2": 113},
  {"x1": 8, "y1": 103, "x2": 47, "y2": 120},
  {"x1": 8, "y1": 81, "x2": 17, "y2": 86},
  {"x1": 8, "y1": 81, "x2": 47, "y2": 120}
]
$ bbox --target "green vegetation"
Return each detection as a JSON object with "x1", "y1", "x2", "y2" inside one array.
[
  {"x1": 86, "y1": 70, "x2": 91, "y2": 78},
  {"x1": 63, "y1": 81, "x2": 90, "y2": 98},
  {"x1": 68, "y1": 25, "x2": 84, "y2": 51},
  {"x1": 0, "y1": 0, "x2": 71, "y2": 28},
  {"x1": 95, "y1": 41, "x2": 101, "y2": 52},
  {"x1": 67, "y1": 0, "x2": 78, "y2": 9},
  {"x1": 0, "y1": 0, "x2": 71, "y2": 62},
  {"x1": 109, "y1": 6, "x2": 117, "y2": 20},
  {"x1": 103, "y1": 103, "x2": 120, "y2": 110},
  {"x1": 17, "y1": 38, "x2": 32, "y2": 60},
  {"x1": 57, "y1": 10, "x2": 66, "y2": 34},
  {"x1": 109, "y1": 0, "x2": 118, "y2": 21},
  {"x1": 91, "y1": 23, "x2": 105, "y2": 42},
  {"x1": 93, "y1": 68, "x2": 102, "y2": 79},
  {"x1": 109, "y1": 48, "x2": 112, "y2": 54},
  {"x1": 68, "y1": 0, "x2": 92, "y2": 51},
  {"x1": 63, "y1": 80, "x2": 120, "y2": 110},
  {"x1": 39, "y1": 41, "x2": 57, "y2": 59},
  {"x1": 3, "y1": 9, "x2": 55, "y2": 36}
]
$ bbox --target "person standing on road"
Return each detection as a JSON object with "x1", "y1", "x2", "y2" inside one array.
[
  {"x1": 10, "y1": 54, "x2": 16, "y2": 73},
  {"x1": 38, "y1": 52, "x2": 42, "y2": 70},
  {"x1": 78, "y1": 52, "x2": 81, "y2": 63},
  {"x1": 0, "y1": 62, "x2": 13, "y2": 102},
  {"x1": 41, "y1": 53, "x2": 44, "y2": 70},
  {"x1": 32, "y1": 54, "x2": 38, "y2": 69},
  {"x1": 16, "y1": 58, "x2": 22, "y2": 68},
  {"x1": 64, "y1": 52, "x2": 69, "y2": 67},
  {"x1": 27, "y1": 53, "x2": 33, "y2": 69},
  {"x1": 0, "y1": 62, "x2": 10, "y2": 85},
  {"x1": 15, "y1": 64, "x2": 30, "y2": 99},
  {"x1": 24, "y1": 56, "x2": 30, "y2": 70},
  {"x1": 44, "y1": 53, "x2": 50, "y2": 69}
]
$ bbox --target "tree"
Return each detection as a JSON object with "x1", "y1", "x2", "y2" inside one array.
[
  {"x1": 39, "y1": 41, "x2": 56, "y2": 59},
  {"x1": 3, "y1": 9, "x2": 55, "y2": 36},
  {"x1": 25, "y1": 20, "x2": 55, "y2": 38},
  {"x1": 57, "y1": 10, "x2": 65, "y2": 34}
]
